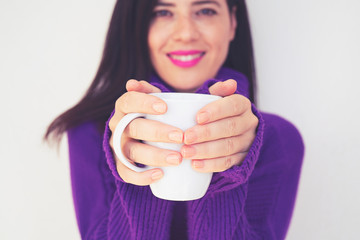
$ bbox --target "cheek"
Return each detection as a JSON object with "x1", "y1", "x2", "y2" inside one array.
[
  {"x1": 148, "y1": 24, "x2": 163, "y2": 51},
  {"x1": 148, "y1": 28, "x2": 157, "y2": 56},
  {"x1": 148, "y1": 24, "x2": 170, "y2": 60},
  {"x1": 202, "y1": 20, "x2": 233, "y2": 47},
  {"x1": 207, "y1": 28, "x2": 232, "y2": 55}
]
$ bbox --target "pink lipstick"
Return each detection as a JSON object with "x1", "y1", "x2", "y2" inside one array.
[{"x1": 167, "y1": 50, "x2": 205, "y2": 68}]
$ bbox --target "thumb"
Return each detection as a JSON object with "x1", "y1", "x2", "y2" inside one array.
[
  {"x1": 209, "y1": 79, "x2": 237, "y2": 97},
  {"x1": 126, "y1": 79, "x2": 161, "y2": 93}
]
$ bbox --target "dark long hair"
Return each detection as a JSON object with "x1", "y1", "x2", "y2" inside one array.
[{"x1": 44, "y1": 0, "x2": 256, "y2": 143}]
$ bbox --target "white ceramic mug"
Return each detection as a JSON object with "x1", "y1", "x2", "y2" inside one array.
[{"x1": 113, "y1": 92, "x2": 221, "y2": 201}]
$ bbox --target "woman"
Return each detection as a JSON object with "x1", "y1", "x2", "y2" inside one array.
[{"x1": 45, "y1": 0, "x2": 304, "y2": 239}]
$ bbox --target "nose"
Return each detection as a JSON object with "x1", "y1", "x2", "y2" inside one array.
[{"x1": 172, "y1": 15, "x2": 200, "y2": 42}]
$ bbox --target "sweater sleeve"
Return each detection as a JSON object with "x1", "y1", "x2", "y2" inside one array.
[
  {"x1": 206, "y1": 103, "x2": 264, "y2": 194},
  {"x1": 67, "y1": 122, "x2": 116, "y2": 239},
  {"x1": 186, "y1": 112, "x2": 304, "y2": 240},
  {"x1": 102, "y1": 110, "x2": 124, "y2": 181}
]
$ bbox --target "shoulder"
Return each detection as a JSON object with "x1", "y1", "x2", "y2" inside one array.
[
  {"x1": 67, "y1": 122, "x2": 103, "y2": 151},
  {"x1": 260, "y1": 112, "x2": 305, "y2": 168},
  {"x1": 262, "y1": 113, "x2": 303, "y2": 141},
  {"x1": 245, "y1": 113, "x2": 304, "y2": 238},
  {"x1": 68, "y1": 122, "x2": 101, "y2": 138}
]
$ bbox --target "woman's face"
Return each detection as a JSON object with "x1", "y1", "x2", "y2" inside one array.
[{"x1": 148, "y1": 0, "x2": 237, "y2": 92}]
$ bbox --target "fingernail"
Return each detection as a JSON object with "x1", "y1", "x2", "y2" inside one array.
[
  {"x1": 151, "y1": 171, "x2": 163, "y2": 180},
  {"x1": 192, "y1": 160, "x2": 204, "y2": 169},
  {"x1": 166, "y1": 154, "x2": 181, "y2": 165},
  {"x1": 197, "y1": 111, "x2": 209, "y2": 124},
  {"x1": 181, "y1": 146, "x2": 196, "y2": 158},
  {"x1": 168, "y1": 131, "x2": 183, "y2": 143},
  {"x1": 153, "y1": 102, "x2": 166, "y2": 113},
  {"x1": 184, "y1": 130, "x2": 197, "y2": 144}
]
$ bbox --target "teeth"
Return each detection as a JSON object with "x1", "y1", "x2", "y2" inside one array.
[{"x1": 170, "y1": 53, "x2": 203, "y2": 62}]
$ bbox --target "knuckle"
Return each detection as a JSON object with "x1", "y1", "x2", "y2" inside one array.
[
  {"x1": 239, "y1": 153, "x2": 246, "y2": 164},
  {"x1": 243, "y1": 97, "x2": 252, "y2": 110},
  {"x1": 108, "y1": 117, "x2": 116, "y2": 132},
  {"x1": 233, "y1": 95, "x2": 251, "y2": 114},
  {"x1": 116, "y1": 162, "x2": 131, "y2": 183},
  {"x1": 141, "y1": 98, "x2": 149, "y2": 110},
  {"x1": 139, "y1": 80, "x2": 150, "y2": 89},
  {"x1": 231, "y1": 96, "x2": 242, "y2": 114},
  {"x1": 227, "y1": 118, "x2": 237, "y2": 135},
  {"x1": 124, "y1": 141, "x2": 136, "y2": 162},
  {"x1": 201, "y1": 125, "x2": 211, "y2": 140},
  {"x1": 109, "y1": 136, "x2": 114, "y2": 148},
  {"x1": 211, "y1": 104, "x2": 221, "y2": 118},
  {"x1": 142, "y1": 95, "x2": 156, "y2": 111},
  {"x1": 115, "y1": 95, "x2": 123, "y2": 110},
  {"x1": 225, "y1": 138, "x2": 235, "y2": 155},
  {"x1": 154, "y1": 150, "x2": 166, "y2": 166},
  {"x1": 114, "y1": 97, "x2": 121, "y2": 110},
  {"x1": 224, "y1": 156, "x2": 233, "y2": 170},
  {"x1": 200, "y1": 144, "x2": 209, "y2": 158},
  {"x1": 128, "y1": 144, "x2": 136, "y2": 162},
  {"x1": 251, "y1": 115, "x2": 259, "y2": 129},
  {"x1": 154, "y1": 128, "x2": 163, "y2": 140},
  {"x1": 127, "y1": 122, "x2": 138, "y2": 139},
  {"x1": 117, "y1": 92, "x2": 131, "y2": 112}
]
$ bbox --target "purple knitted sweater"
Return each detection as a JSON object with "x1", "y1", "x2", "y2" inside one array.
[{"x1": 67, "y1": 68, "x2": 304, "y2": 239}]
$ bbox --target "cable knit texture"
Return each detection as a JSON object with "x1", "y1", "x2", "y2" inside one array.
[{"x1": 67, "y1": 67, "x2": 304, "y2": 239}]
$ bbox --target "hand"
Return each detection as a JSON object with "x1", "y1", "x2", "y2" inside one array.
[
  {"x1": 108, "y1": 80, "x2": 183, "y2": 186},
  {"x1": 182, "y1": 79, "x2": 259, "y2": 173}
]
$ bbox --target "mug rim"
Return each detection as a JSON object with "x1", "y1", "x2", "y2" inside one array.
[{"x1": 150, "y1": 92, "x2": 221, "y2": 101}]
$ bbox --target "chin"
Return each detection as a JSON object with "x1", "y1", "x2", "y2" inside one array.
[
  {"x1": 166, "y1": 77, "x2": 204, "y2": 93},
  {"x1": 158, "y1": 66, "x2": 215, "y2": 92}
]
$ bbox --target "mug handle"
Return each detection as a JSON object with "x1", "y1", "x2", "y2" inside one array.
[{"x1": 112, "y1": 113, "x2": 151, "y2": 172}]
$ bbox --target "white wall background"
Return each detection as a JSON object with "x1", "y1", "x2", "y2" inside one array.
[
  {"x1": 0, "y1": 0, "x2": 359, "y2": 239},
  {"x1": 247, "y1": 0, "x2": 360, "y2": 239}
]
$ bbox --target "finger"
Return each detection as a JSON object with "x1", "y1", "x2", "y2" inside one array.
[
  {"x1": 109, "y1": 113, "x2": 125, "y2": 132},
  {"x1": 109, "y1": 135, "x2": 115, "y2": 149},
  {"x1": 125, "y1": 118, "x2": 183, "y2": 143},
  {"x1": 110, "y1": 92, "x2": 167, "y2": 132},
  {"x1": 191, "y1": 152, "x2": 247, "y2": 173},
  {"x1": 196, "y1": 94, "x2": 252, "y2": 124},
  {"x1": 184, "y1": 114, "x2": 258, "y2": 144},
  {"x1": 126, "y1": 79, "x2": 161, "y2": 93},
  {"x1": 115, "y1": 91, "x2": 167, "y2": 115},
  {"x1": 208, "y1": 79, "x2": 237, "y2": 97},
  {"x1": 115, "y1": 158, "x2": 164, "y2": 186},
  {"x1": 123, "y1": 139, "x2": 182, "y2": 167},
  {"x1": 181, "y1": 133, "x2": 254, "y2": 159}
]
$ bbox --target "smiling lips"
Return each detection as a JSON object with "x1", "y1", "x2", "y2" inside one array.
[{"x1": 167, "y1": 50, "x2": 205, "y2": 68}]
